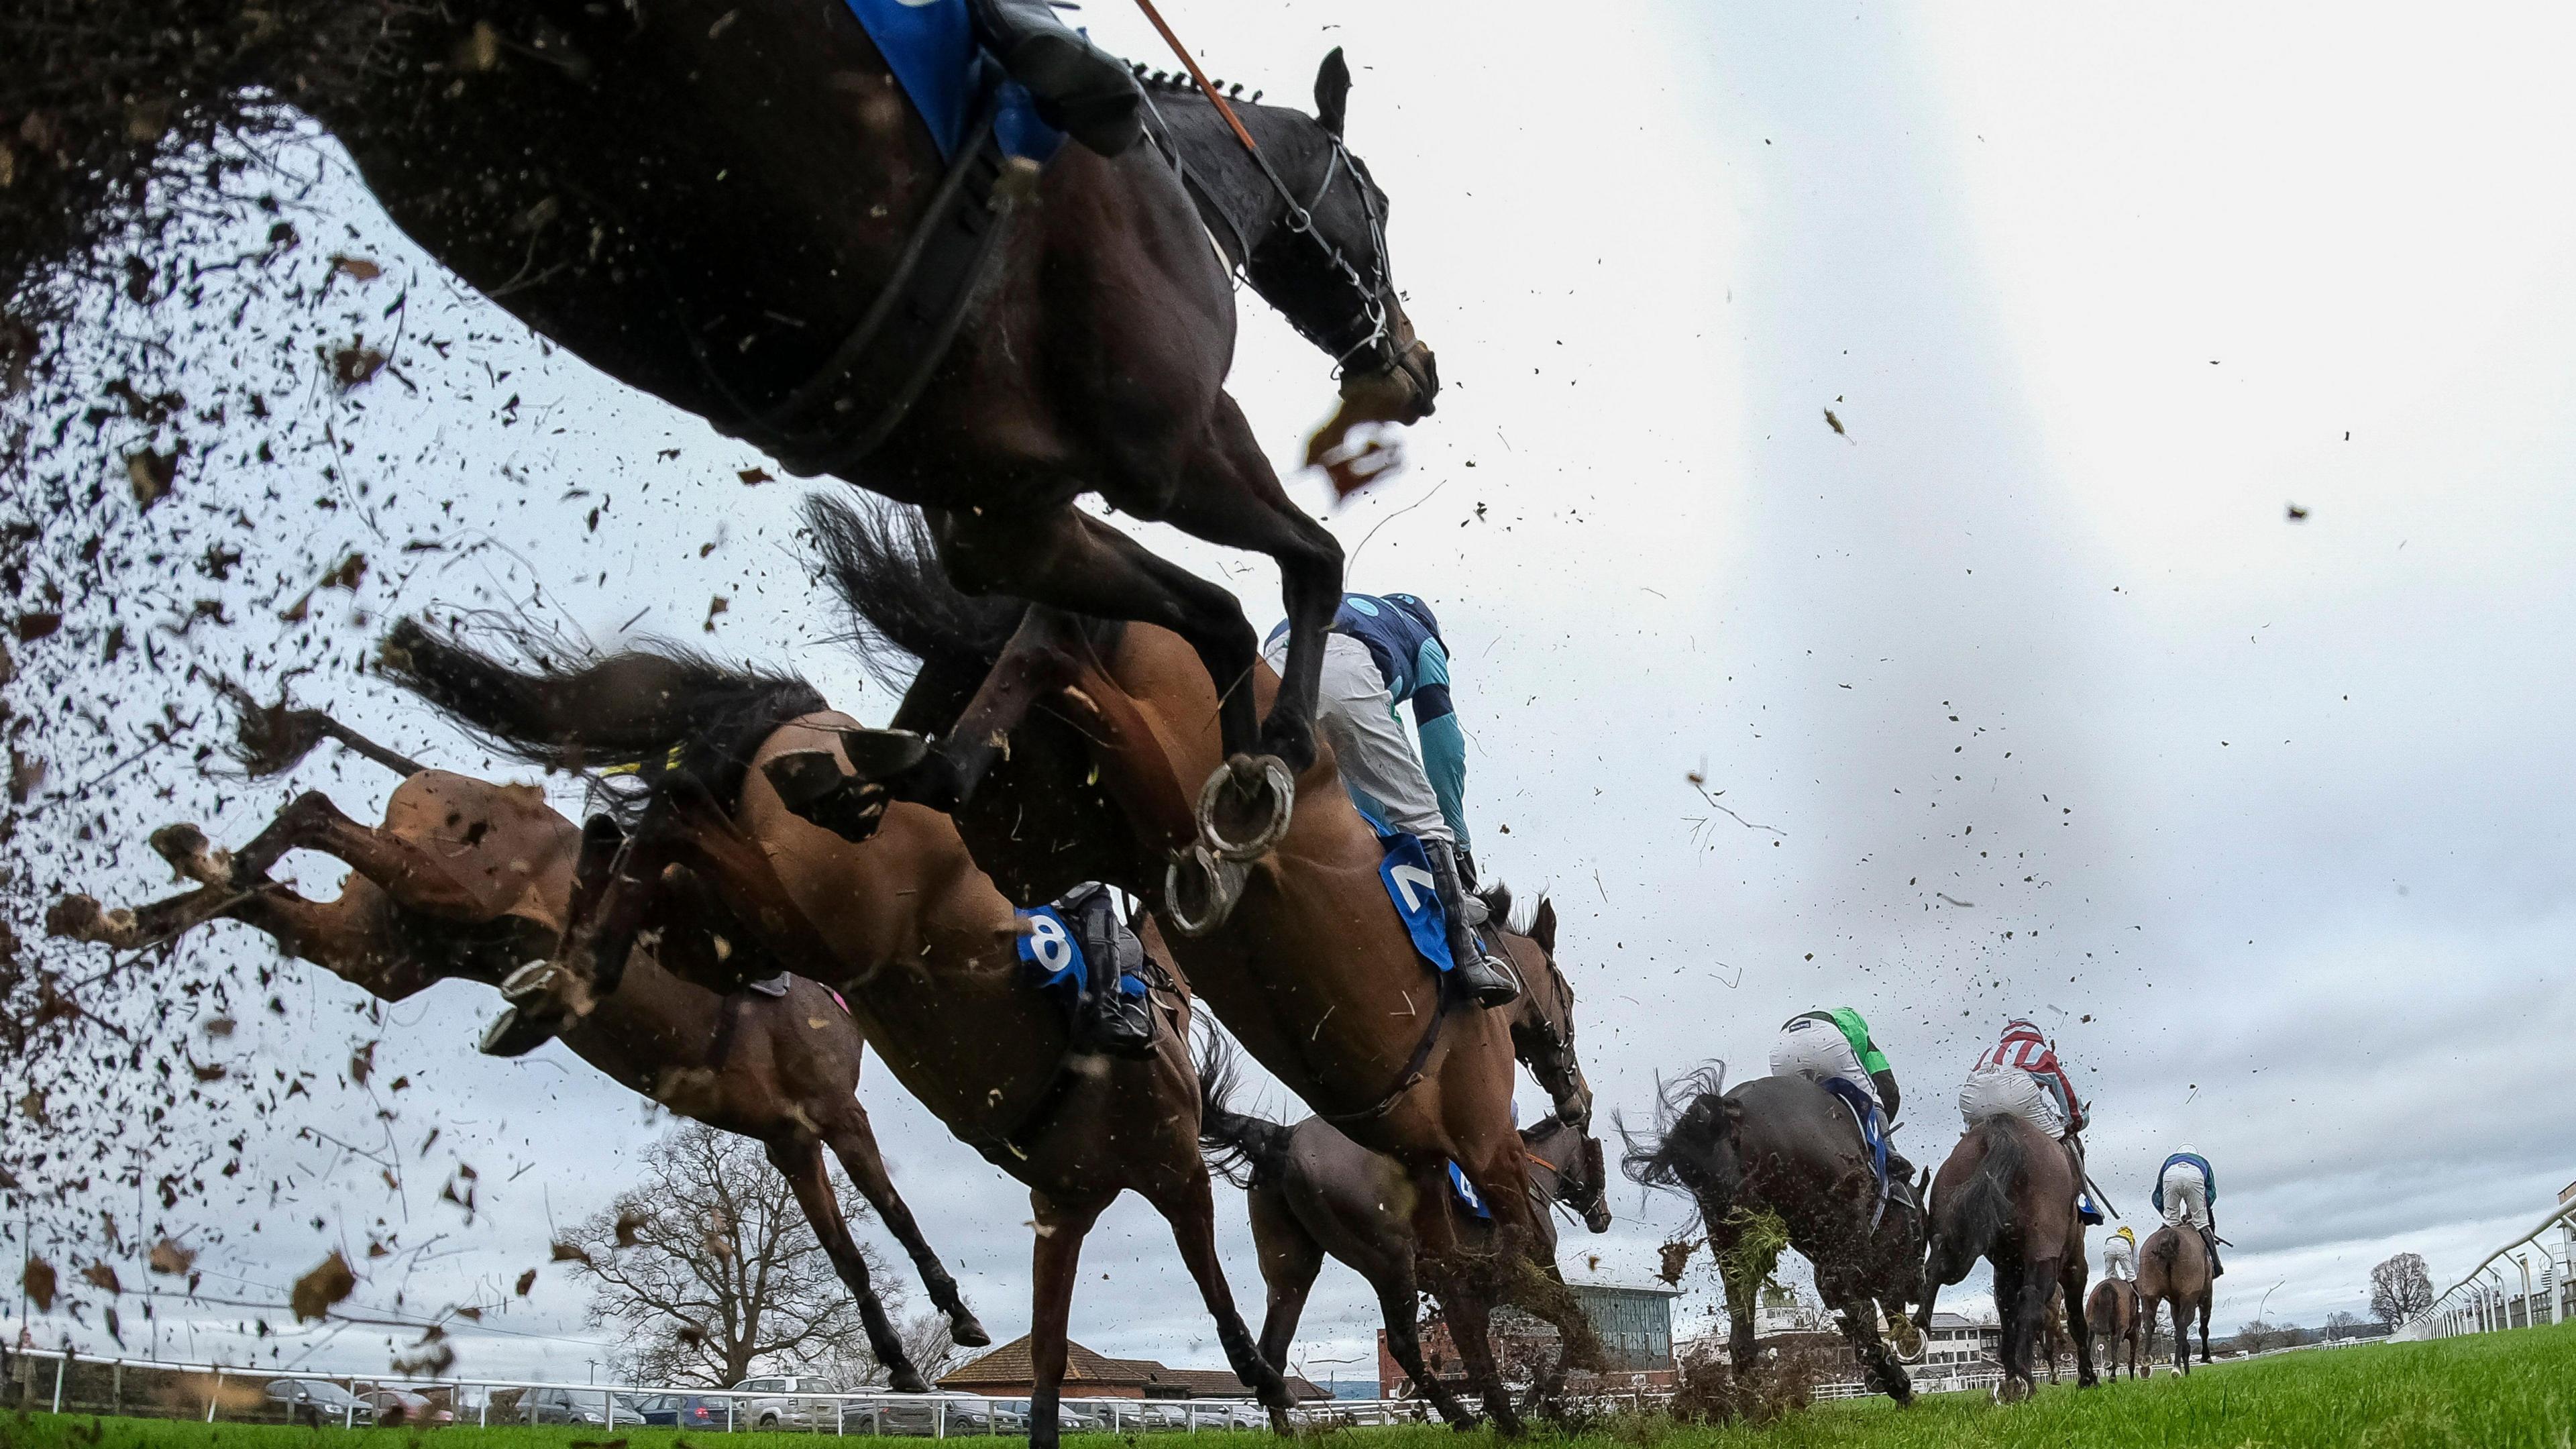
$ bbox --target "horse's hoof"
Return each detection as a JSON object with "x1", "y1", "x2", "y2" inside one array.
[
  {"x1": 479, "y1": 1006, "x2": 560, "y2": 1058},
  {"x1": 1164, "y1": 844, "x2": 1246, "y2": 936},
  {"x1": 1197, "y1": 753, "x2": 1295, "y2": 863},
  {"x1": 499, "y1": 959, "x2": 558, "y2": 1003},
  {"x1": 888, "y1": 1366, "x2": 930, "y2": 1395},
  {"x1": 150, "y1": 824, "x2": 228, "y2": 885},
  {"x1": 45, "y1": 895, "x2": 109, "y2": 941},
  {"x1": 835, "y1": 727, "x2": 931, "y2": 782},
  {"x1": 761, "y1": 748, "x2": 847, "y2": 807},
  {"x1": 948, "y1": 1311, "x2": 991, "y2": 1349}
]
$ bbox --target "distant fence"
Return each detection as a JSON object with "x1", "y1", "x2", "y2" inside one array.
[
  {"x1": 2394, "y1": 1197, "x2": 2576, "y2": 1341},
  {"x1": 0, "y1": 1344, "x2": 1699, "y2": 1434}
]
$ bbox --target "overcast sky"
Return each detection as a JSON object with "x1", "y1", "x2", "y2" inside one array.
[{"x1": 14, "y1": 0, "x2": 2576, "y2": 1389}]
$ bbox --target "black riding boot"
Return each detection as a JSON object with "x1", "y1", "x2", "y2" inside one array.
[
  {"x1": 1062, "y1": 885, "x2": 1155, "y2": 1059},
  {"x1": 1424, "y1": 839, "x2": 1518, "y2": 1008},
  {"x1": 2201, "y1": 1226, "x2": 2224, "y2": 1277},
  {"x1": 967, "y1": 0, "x2": 1144, "y2": 156}
]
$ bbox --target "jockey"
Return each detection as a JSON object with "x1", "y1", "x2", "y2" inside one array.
[
  {"x1": 969, "y1": 0, "x2": 1145, "y2": 156},
  {"x1": 2152, "y1": 1146, "x2": 2224, "y2": 1277},
  {"x1": 2102, "y1": 1225, "x2": 2139, "y2": 1282},
  {"x1": 1052, "y1": 882, "x2": 1157, "y2": 1058},
  {"x1": 1262, "y1": 594, "x2": 1519, "y2": 1009},
  {"x1": 1770, "y1": 1007, "x2": 1917, "y2": 1192},
  {"x1": 1957, "y1": 1018, "x2": 2105, "y2": 1226}
]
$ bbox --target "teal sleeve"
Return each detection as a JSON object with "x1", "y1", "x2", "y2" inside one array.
[{"x1": 1417, "y1": 712, "x2": 1470, "y2": 851}]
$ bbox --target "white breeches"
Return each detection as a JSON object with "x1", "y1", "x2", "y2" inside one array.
[
  {"x1": 1957, "y1": 1065, "x2": 2065, "y2": 1138},
  {"x1": 1264, "y1": 631, "x2": 1450, "y2": 843},
  {"x1": 1770, "y1": 1017, "x2": 1880, "y2": 1112},
  {"x1": 2102, "y1": 1244, "x2": 2137, "y2": 1281},
  {"x1": 2161, "y1": 1164, "x2": 2211, "y2": 1229}
]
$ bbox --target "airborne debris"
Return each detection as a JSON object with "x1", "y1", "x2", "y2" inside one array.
[
  {"x1": 125, "y1": 447, "x2": 176, "y2": 508},
  {"x1": 290, "y1": 1250, "x2": 357, "y2": 1322}
]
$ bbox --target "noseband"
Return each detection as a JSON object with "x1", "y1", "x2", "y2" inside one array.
[{"x1": 1265, "y1": 134, "x2": 1398, "y2": 376}]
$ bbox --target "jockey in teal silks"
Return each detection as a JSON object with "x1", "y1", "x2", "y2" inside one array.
[
  {"x1": 2153, "y1": 1147, "x2": 2223, "y2": 1277},
  {"x1": 1263, "y1": 594, "x2": 1519, "y2": 1008}
]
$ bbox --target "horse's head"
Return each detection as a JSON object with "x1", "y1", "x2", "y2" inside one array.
[
  {"x1": 1229, "y1": 52, "x2": 1439, "y2": 421},
  {"x1": 1492, "y1": 891, "x2": 1592, "y2": 1132},
  {"x1": 1525, "y1": 1115, "x2": 1614, "y2": 1235}
]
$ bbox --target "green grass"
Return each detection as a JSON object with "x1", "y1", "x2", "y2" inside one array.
[{"x1": 5, "y1": 1324, "x2": 2572, "y2": 1449}]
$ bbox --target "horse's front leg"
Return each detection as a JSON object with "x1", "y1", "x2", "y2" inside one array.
[{"x1": 1026, "y1": 1190, "x2": 1110, "y2": 1449}]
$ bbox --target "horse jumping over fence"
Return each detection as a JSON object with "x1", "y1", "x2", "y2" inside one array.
[
  {"x1": 377, "y1": 629, "x2": 1292, "y2": 1449},
  {"x1": 46, "y1": 694, "x2": 983, "y2": 1388},
  {"x1": 1622, "y1": 1067, "x2": 1929, "y2": 1405}
]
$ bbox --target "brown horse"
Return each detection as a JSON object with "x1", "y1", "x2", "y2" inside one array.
[
  {"x1": 1621, "y1": 1068, "x2": 1928, "y2": 1405},
  {"x1": 227, "y1": 0, "x2": 1445, "y2": 920},
  {"x1": 1915, "y1": 1116, "x2": 2096, "y2": 1401},
  {"x1": 376, "y1": 632, "x2": 1292, "y2": 1449},
  {"x1": 2134, "y1": 1226, "x2": 2215, "y2": 1375},
  {"x1": 795, "y1": 498, "x2": 1609, "y2": 1390},
  {"x1": 1197, "y1": 1023, "x2": 1611, "y2": 1431},
  {"x1": 43, "y1": 702, "x2": 983, "y2": 1388},
  {"x1": 2086, "y1": 1277, "x2": 2143, "y2": 1381}
]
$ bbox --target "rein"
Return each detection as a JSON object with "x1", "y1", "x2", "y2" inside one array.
[{"x1": 1130, "y1": 4, "x2": 1395, "y2": 374}]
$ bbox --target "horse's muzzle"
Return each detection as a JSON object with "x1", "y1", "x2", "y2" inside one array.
[{"x1": 1392, "y1": 341, "x2": 1440, "y2": 419}]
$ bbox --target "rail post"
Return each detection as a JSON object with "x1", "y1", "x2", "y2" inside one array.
[
  {"x1": 52, "y1": 1350, "x2": 66, "y2": 1413},
  {"x1": 207, "y1": 1366, "x2": 224, "y2": 1422}
]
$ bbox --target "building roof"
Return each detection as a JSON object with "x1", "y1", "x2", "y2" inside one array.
[
  {"x1": 936, "y1": 1336, "x2": 1328, "y2": 1400},
  {"x1": 1927, "y1": 1311, "x2": 1996, "y2": 1331},
  {"x1": 938, "y1": 1336, "x2": 1152, "y2": 1390},
  {"x1": 1564, "y1": 1279, "x2": 1685, "y2": 1298}
]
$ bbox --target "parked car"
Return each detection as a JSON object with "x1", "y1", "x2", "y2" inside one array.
[
  {"x1": 866, "y1": 1391, "x2": 1010, "y2": 1436},
  {"x1": 998, "y1": 1398, "x2": 1103, "y2": 1434},
  {"x1": 264, "y1": 1379, "x2": 376, "y2": 1428},
  {"x1": 732, "y1": 1375, "x2": 863, "y2": 1431},
  {"x1": 624, "y1": 1393, "x2": 735, "y2": 1430},
  {"x1": 517, "y1": 1386, "x2": 612, "y2": 1426},
  {"x1": 360, "y1": 1388, "x2": 452, "y2": 1427}
]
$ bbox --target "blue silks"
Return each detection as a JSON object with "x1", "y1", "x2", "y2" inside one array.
[{"x1": 837, "y1": 0, "x2": 1063, "y2": 163}]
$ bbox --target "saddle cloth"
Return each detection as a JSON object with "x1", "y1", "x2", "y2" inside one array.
[
  {"x1": 836, "y1": 0, "x2": 1063, "y2": 162},
  {"x1": 1348, "y1": 797, "x2": 1463, "y2": 976},
  {"x1": 1446, "y1": 1161, "x2": 1493, "y2": 1221},
  {"x1": 1012, "y1": 903, "x2": 1088, "y2": 1024},
  {"x1": 1819, "y1": 1075, "x2": 1894, "y2": 1229}
]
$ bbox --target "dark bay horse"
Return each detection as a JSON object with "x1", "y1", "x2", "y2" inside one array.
[
  {"x1": 44, "y1": 704, "x2": 982, "y2": 1388},
  {"x1": 244, "y1": 1, "x2": 1442, "y2": 906},
  {"x1": 1198, "y1": 1031, "x2": 1611, "y2": 1431},
  {"x1": 1621, "y1": 1068, "x2": 1927, "y2": 1404},
  {"x1": 377, "y1": 631, "x2": 1290, "y2": 1449},
  {"x1": 2086, "y1": 1277, "x2": 2143, "y2": 1381},
  {"x1": 1917, "y1": 1116, "x2": 2096, "y2": 1400},
  {"x1": 2135, "y1": 1226, "x2": 2214, "y2": 1375},
  {"x1": 793, "y1": 498, "x2": 1611, "y2": 1395}
]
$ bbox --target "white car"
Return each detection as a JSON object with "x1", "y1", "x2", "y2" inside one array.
[{"x1": 729, "y1": 1374, "x2": 847, "y2": 1430}]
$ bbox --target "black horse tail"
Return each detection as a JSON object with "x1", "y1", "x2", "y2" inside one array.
[
  {"x1": 2145, "y1": 1224, "x2": 2181, "y2": 1280},
  {"x1": 1619, "y1": 1063, "x2": 1742, "y2": 1213},
  {"x1": 800, "y1": 494, "x2": 1023, "y2": 687},
  {"x1": 378, "y1": 614, "x2": 824, "y2": 810},
  {"x1": 1950, "y1": 1115, "x2": 2026, "y2": 1258},
  {"x1": 1195, "y1": 1029, "x2": 1293, "y2": 1190}
]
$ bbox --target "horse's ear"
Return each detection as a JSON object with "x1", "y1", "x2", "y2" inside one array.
[
  {"x1": 1531, "y1": 898, "x2": 1558, "y2": 956},
  {"x1": 1314, "y1": 48, "x2": 1351, "y2": 136}
]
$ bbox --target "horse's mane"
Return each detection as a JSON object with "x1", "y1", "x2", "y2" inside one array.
[
  {"x1": 1617, "y1": 1062, "x2": 1730, "y2": 1197},
  {"x1": 1129, "y1": 67, "x2": 1268, "y2": 105}
]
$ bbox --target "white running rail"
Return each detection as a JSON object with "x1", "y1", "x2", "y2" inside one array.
[{"x1": 2392, "y1": 1196, "x2": 2576, "y2": 1342}]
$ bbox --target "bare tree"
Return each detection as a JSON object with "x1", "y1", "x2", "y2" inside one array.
[
  {"x1": 2232, "y1": 1319, "x2": 2292, "y2": 1354},
  {"x1": 2323, "y1": 1309, "x2": 2369, "y2": 1342},
  {"x1": 569, "y1": 1122, "x2": 894, "y2": 1386},
  {"x1": 2369, "y1": 1252, "x2": 2435, "y2": 1328}
]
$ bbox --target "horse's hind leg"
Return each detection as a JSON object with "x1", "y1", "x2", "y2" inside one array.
[
  {"x1": 2197, "y1": 1296, "x2": 2213, "y2": 1366},
  {"x1": 227, "y1": 793, "x2": 491, "y2": 919},
  {"x1": 1246, "y1": 1190, "x2": 1325, "y2": 1389},
  {"x1": 1374, "y1": 1275, "x2": 1475, "y2": 1428},
  {"x1": 1144, "y1": 1171, "x2": 1291, "y2": 1419},
  {"x1": 1827, "y1": 1287, "x2": 1913, "y2": 1406},
  {"x1": 1028, "y1": 1190, "x2": 1110, "y2": 1449},
  {"x1": 763, "y1": 1138, "x2": 924, "y2": 1393},
  {"x1": 1439, "y1": 1285, "x2": 1523, "y2": 1438},
  {"x1": 821, "y1": 1115, "x2": 989, "y2": 1348}
]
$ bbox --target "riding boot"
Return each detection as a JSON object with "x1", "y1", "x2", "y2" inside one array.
[
  {"x1": 967, "y1": 0, "x2": 1144, "y2": 157},
  {"x1": 2201, "y1": 1227, "x2": 2224, "y2": 1277},
  {"x1": 1062, "y1": 885, "x2": 1155, "y2": 1059},
  {"x1": 1424, "y1": 839, "x2": 1519, "y2": 1008}
]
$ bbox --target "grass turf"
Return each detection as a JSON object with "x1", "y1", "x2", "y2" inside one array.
[{"x1": 4, "y1": 1323, "x2": 2571, "y2": 1449}]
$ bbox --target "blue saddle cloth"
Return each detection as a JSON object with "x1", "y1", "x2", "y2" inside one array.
[
  {"x1": 1013, "y1": 904, "x2": 1087, "y2": 1024},
  {"x1": 837, "y1": 0, "x2": 1063, "y2": 163},
  {"x1": 1819, "y1": 1076, "x2": 1894, "y2": 1229},
  {"x1": 1348, "y1": 798, "x2": 1462, "y2": 977},
  {"x1": 1447, "y1": 1162, "x2": 1492, "y2": 1221}
]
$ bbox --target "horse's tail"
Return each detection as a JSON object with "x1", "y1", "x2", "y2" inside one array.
[
  {"x1": 1195, "y1": 1030, "x2": 1292, "y2": 1189},
  {"x1": 1949, "y1": 1115, "x2": 2026, "y2": 1258},
  {"x1": 219, "y1": 680, "x2": 425, "y2": 780},
  {"x1": 1619, "y1": 1063, "x2": 1742, "y2": 1213},
  {"x1": 799, "y1": 494, "x2": 1024, "y2": 686},
  {"x1": 2145, "y1": 1225, "x2": 2182, "y2": 1287},
  {"x1": 378, "y1": 615, "x2": 824, "y2": 806}
]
